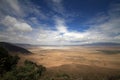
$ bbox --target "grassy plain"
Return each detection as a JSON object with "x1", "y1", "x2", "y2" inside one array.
[{"x1": 18, "y1": 46, "x2": 120, "y2": 80}]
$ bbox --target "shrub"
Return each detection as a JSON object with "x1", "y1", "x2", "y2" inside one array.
[
  {"x1": 0, "y1": 46, "x2": 46, "y2": 80},
  {"x1": 2, "y1": 60, "x2": 46, "y2": 80},
  {"x1": 0, "y1": 46, "x2": 20, "y2": 76}
]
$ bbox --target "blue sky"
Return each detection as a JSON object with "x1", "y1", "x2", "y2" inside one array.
[{"x1": 0, "y1": 0, "x2": 120, "y2": 45}]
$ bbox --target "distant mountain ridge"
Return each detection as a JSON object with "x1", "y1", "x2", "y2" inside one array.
[
  {"x1": 14, "y1": 43, "x2": 32, "y2": 48},
  {"x1": 13, "y1": 42, "x2": 120, "y2": 47},
  {"x1": 0, "y1": 42, "x2": 31, "y2": 54},
  {"x1": 82, "y1": 42, "x2": 120, "y2": 46}
]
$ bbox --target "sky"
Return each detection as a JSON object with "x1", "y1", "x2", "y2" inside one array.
[{"x1": 0, "y1": 0, "x2": 120, "y2": 45}]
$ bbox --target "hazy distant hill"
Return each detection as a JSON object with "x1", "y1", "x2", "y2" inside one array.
[
  {"x1": 14, "y1": 43, "x2": 32, "y2": 48},
  {"x1": 14, "y1": 42, "x2": 120, "y2": 47},
  {"x1": 0, "y1": 42, "x2": 31, "y2": 54},
  {"x1": 82, "y1": 42, "x2": 120, "y2": 46}
]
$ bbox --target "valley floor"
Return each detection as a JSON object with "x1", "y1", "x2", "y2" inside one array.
[{"x1": 18, "y1": 46, "x2": 120, "y2": 80}]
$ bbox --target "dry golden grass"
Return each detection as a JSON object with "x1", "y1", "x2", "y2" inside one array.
[
  {"x1": 17, "y1": 46, "x2": 120, "y2": 80},
  {"x1": 18, "y1": 46, "x2": 120, "y2": 69}
]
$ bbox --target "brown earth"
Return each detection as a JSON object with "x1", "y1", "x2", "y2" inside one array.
[{"x1": 18, "y1": 46, "x2": 120, "y2": 80}]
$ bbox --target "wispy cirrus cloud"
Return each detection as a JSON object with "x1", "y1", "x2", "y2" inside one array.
[
  {"x1": 0, "y1": 0, "x2": 23, "y2": 17},
  {"x1": 82, "y1": 3, "x2": 120, "y2": 43},
  {"x1": 46, "y1": 0, "x2": 65, "y2": 15},
  {"x1": 0, "y1": 0, "x2": 48, "y2": 19}
]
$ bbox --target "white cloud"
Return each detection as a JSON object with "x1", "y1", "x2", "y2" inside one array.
[
  {"x1": 83, "y1": 19, "x2": 120, "y2": 43},
  {"x1": 0, "y1": 1, "x2": 120, "y2": 45},
  {"x1": 55, "y1": 17, "x2": 68, "y2": 33},
  {"x1": 34, "y1": 17, "x2": 89, "y2": 45},
  {"x1": 1, "y1": 15, "x2": 32, "y2": 32},
  {"x1": 0, "y1": 28, "x2": 33, "y2": 43},
  {"x1": 35, "y1": 7, "x2": 120, "y2": 45}
]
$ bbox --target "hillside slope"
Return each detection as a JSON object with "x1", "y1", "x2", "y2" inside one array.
[{"x1": 0, "y1": 42, "x2": 31, "y2": 54}]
